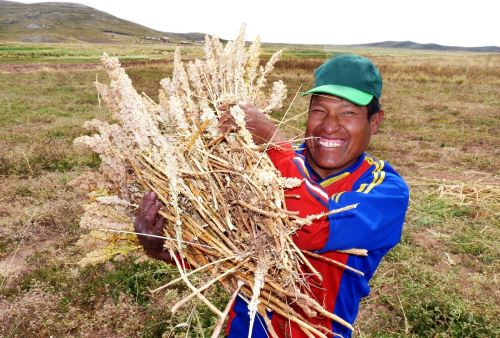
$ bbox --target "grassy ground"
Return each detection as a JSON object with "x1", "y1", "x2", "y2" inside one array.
[
  {"x1": 0, "y1": 44, "x2": 498, "y2": 337},
  {"x1": 0, "y1": 42, "x2": 328, "y2": 64}
]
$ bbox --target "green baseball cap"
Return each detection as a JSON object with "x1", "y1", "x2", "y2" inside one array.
[{"x1": 302, "y1": 54, "x2": 382, "y2": 106}]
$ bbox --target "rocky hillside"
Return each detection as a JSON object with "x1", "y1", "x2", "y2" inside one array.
[{"x1": 0, "y1": 0, "x2": 195, "y2": 43}]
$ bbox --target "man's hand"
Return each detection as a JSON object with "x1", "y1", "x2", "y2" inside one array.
[
  {"x1": 134, "y1": 192, "x2": 172, "y2": 262},
  {"x1": 219, "y1": 103, "x2": 287, "y2": 145}
]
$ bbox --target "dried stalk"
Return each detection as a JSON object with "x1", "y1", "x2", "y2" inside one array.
[
  {"x1": 171, "y1": 258, "x2": 249, "y2": 314},
  {"x1": 301, "y1": 250, "x2": 365, "y2": 276},
  {"x1": 73, "y1": 26, "x2": 363, "y2": 337},
  {"x1": 169, "y1": 249, "x2": 223, "y2": 317},
  {"x1": 211, "y1": 280, "x2": 245, "y2": 338}
]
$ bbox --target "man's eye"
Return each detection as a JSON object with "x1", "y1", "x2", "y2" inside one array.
[
  {"x1": 310, "y1": 109, "x2": 326, "y2": 115},
  {"x1": 342, "y1": 111, "x2": 355, "y2": 116}
]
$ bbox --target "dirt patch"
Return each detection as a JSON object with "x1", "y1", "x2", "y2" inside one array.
[
  {"x1": 0, "y1": 245, "x2": 32, "y2": 284},
  {"x1": 0, "y1": 62, "x2": 101, "y2": 73},
  {"x1": 405, "y1": 169, "x2": 499, "y2": 193},
  {"x1": 0, "y1": 234, "x2": 58, "y2": 288},
  {"x1": 0, "y1": 172, "x2": 83, "y2": 287},
  {"x1": 0, "y1": 59, "x2": 176, "y2": 74},
  {"x1": 411, "y1": 230, "x2": 441, "y2": 250},
  {"x1": 0, "y1": 287, "x2": 63, "y2": 336}
]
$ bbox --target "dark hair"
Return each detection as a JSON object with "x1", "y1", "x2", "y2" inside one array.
[{"x1": 366, "y1": 97, "x2": 381, "y2": 120}]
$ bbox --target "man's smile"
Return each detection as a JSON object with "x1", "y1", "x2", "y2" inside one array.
[{"x1": 316, "y1": 137, "x2": 346, "y2": 148}]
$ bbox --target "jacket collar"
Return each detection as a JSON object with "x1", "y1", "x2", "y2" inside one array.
[{"x1": 296, "y1": 142, "x2": 366, "y2": 186}]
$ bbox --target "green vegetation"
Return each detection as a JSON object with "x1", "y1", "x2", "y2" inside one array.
[
  {"x1": 0, "y1": 43, "x2": 498, "y2": 337},
  {"x1": 0, "y1": 43, "x2": 182, "y2": 64}
]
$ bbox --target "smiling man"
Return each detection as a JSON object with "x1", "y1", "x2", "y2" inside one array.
[
  {"x1": 303, "y1": 54, "x2": 384, "y2": 178},
  {"x1": 134, "y1": 54, "x2": 409, "y2": 337},
  {"x1": 221, "y1": 54, "x2": 409, "y2": 337}
]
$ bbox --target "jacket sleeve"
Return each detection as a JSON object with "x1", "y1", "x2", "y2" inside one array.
[
  {"x1": 266, "y1": 142, "x2": 301, "y2": 178},
  {"x1": 319, "y1": 170, "x2": 409, "y2": 252},
  {"x1": 291, "y1": 172, "x2": 409, "y2": 252}
]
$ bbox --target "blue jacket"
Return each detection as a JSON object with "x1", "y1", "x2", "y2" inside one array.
[{"x1": 226, "y1": 145, "x2": 409, "y2": 338}]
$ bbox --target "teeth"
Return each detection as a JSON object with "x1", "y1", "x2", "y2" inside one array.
[{"x1": 318, "y1": 138, "x2": 342, "y2": 148}]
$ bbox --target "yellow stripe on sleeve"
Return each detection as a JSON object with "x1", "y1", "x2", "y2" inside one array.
[
  {"x1": 335, "y1": 192, "x2": 344, "y2": 202},
  {"x1": 334, "y1": 159, "x2": 387, "y2": 201},
  {"x1": 358, "y1": 160, "x2": 386, "y2": 194},
  {"x1": 364, "y1": 171, "x2": 385, "y2": 193}
]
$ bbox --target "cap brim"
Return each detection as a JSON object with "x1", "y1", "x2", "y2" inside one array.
[{"x1": 301, "y1": 84, "x2": 373, "y2": 106}]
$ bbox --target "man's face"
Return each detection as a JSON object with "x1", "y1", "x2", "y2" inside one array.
[{"x1": 304, "y1": 94, "x2": 383, "y2": 178}]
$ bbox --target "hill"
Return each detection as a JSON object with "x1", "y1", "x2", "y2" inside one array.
[
  {"x1": 0, "y1": 1, "x2": 498, "y2": 53},
  {"x1": 350, "y1": 40, "x2": 500, "y2": 53},
  {"x1": 0, "y1": 0, "x2": 186, "y2": 43}
]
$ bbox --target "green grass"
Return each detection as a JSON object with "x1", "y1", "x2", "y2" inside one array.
[
  {"x1": 0, "y1": 69, "x2": 105, "y2": 175},
  {"x1": 0, "y1": 43, "x2": 180, "y2": 63}
]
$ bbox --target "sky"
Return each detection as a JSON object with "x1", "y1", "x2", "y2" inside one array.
[{"x1": 17, "y1": 0, "x2": 500, "y2": 47}]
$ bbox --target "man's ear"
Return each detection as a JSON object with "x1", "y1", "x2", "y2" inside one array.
[{"x1": 370, "y1": 110, "x2": 384, "y2": 135}]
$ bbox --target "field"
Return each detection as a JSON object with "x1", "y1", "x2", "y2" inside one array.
[{"x1": 0, "y1": 42, "x2": 499, "y2": 337}]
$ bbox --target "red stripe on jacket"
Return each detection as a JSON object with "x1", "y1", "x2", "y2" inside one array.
[{"x1": 266, "y1": 144, "x2": 372, "y2": 337}]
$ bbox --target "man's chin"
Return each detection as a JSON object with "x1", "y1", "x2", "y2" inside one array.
[
  {"x1": 309, "y1": 160, "x2": 344, "y2": 175},
  {"x1": 312, "y1": 153, "x2": 344, "y2": 169},
  {"x1": 318, "y1": 163, "x2": 343, "y2": 172}
]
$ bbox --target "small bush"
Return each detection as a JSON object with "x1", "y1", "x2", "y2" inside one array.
[{"x1": 103, "y1": 259, "x2": 176, "y2": 305}]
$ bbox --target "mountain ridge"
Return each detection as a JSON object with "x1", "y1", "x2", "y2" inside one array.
[
  {"x1": 0, "y1": 1, "x2": 498, "y2": 52},
  {"x1": 347, "y1": 40, "x2": 500, "y2": 53},
  {"x1": 0, "y1": 0, "x2": 183, "y2": 43}
]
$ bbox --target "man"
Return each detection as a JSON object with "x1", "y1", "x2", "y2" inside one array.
[{"x1": 135, "y1": 54, "x2": 409, "y2": 337}]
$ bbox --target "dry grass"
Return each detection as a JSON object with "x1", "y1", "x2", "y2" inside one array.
[{"x1": 0, "y1": 45, "x2": 499, "y2": 337}]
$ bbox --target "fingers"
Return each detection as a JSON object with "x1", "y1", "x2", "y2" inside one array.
[
  {"x1": 238, "y1": 103, "x2": 257, "y2": 110},
  {"x1": 218, "y1": 103, "x2": 257, "y2": 115},
  {"x1": 218, "y1": 104, "x2": 277, "y2": 145},
  {"x1": 142, "y1": 191, "x2": 157, "y2": 215},
  {"x1": 136, "y1": 192, "x2": 153, "y2": 217},
  {"x1": 135, "y1": 192, "x2": 161, "y2": 233},
  {"x1": 219, "y1": 111, "x2": 236, "y2": 133},
  {"x1": 144, "y1": 191, "x2": 157, "y2": 200},
  {"x1": 217, "y1": 103, "x2": 229, "y2": 111},
  {"x1": 219, "y1": 111, "x2": 234, "y2": 124},
  {"x1": 134, "y1": 192, "x2": 167, "y2": 257},
  {"x1": 154, "y1": 215, "x2": 166, "y2": 235},
  {"x1": 145, "y1": 200, "x2": 161, "y2": 224}
]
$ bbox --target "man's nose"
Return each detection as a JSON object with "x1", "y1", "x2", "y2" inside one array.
[{"x1": 321, "y1": 112, "x2": 341, "y2": 133}]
